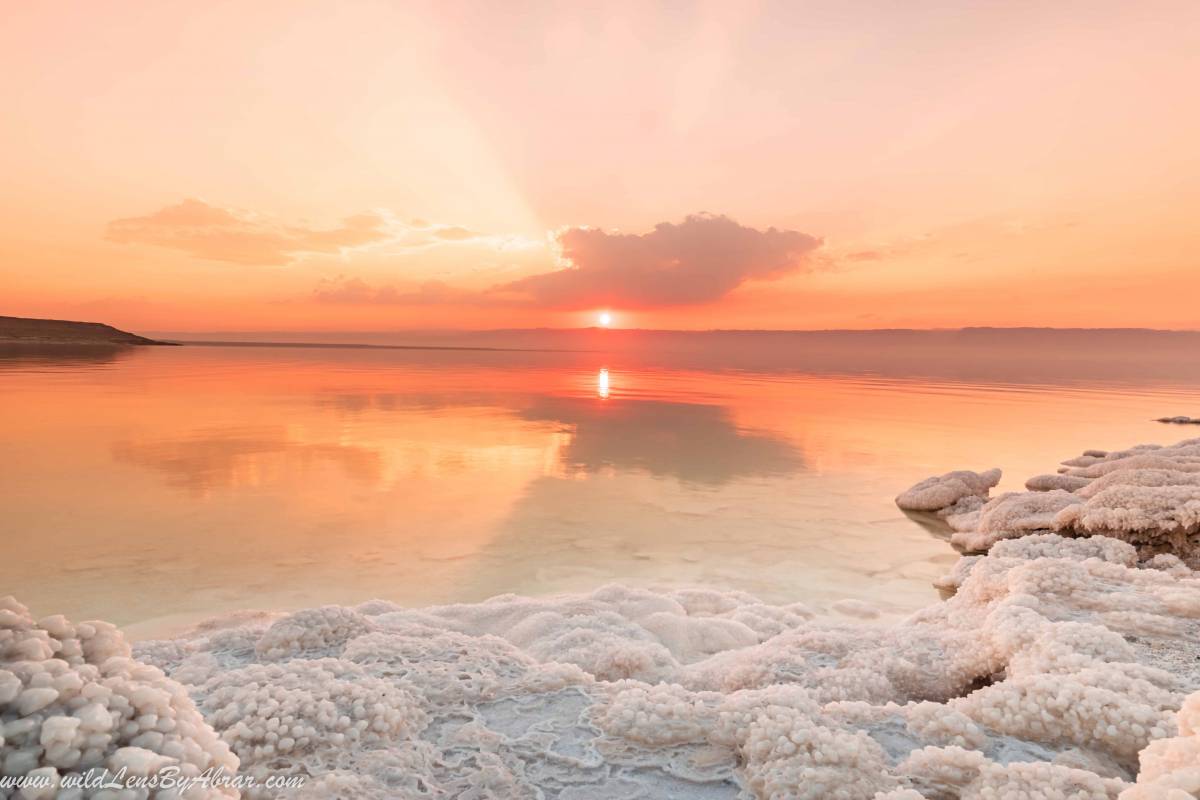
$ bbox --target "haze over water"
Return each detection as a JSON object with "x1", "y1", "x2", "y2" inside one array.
[{"x1": 3, "y1": 330, "x2": 1199, "y2": 636}]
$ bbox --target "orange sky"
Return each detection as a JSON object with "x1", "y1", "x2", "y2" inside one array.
[{"x1": 2, "y1": 1, "x2": 1198, "y2": 332}]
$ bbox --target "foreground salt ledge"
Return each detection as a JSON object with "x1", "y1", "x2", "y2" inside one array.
[
  {"x1": 2, "y1": 435, "x2": 1197, "y2": 799},
  {"x1": 0, "y1": 599, "x2": 239, "y2": 797},
  {"x1": 897, "y1": 436, "x2": 1200, "y2": 568},
  {"x1": 4, "y1": 530, "x2": 1199, "y2": 798}
]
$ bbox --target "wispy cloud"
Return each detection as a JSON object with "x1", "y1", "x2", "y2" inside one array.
[
  {"x1": 313, "y1": 276, "x2": 487, "y2": 306},
  {"x1": 431, "y1": 225, "x2": 478, "y2": 242},
  {"x1": 390, "y1": 222, "x2": 542, "y2": 253},
  {"x1": 843, "y1": 249, "x2": 884, "y2": 262},
  {"x1": 106, "y1": 199, "x2": 397, "y2": 265},
  {"x1": 106, "y1": 199, "x2": 528, "y2": 265}
]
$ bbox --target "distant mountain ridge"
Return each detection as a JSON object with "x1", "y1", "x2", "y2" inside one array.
[
  {"x1": 144, "y1": 325, "x2": 1200, "y2": 389},
  {"x1": 0, "y1": 315, "x2": 170, "y2": 346},
  {"x1": 150, "y1": 325, "x2": 1200, "y2": 352}
]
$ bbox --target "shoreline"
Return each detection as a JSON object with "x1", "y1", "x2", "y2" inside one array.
[{"x1": 2, "y1": 435, "x2": 1198, "y2": 798}]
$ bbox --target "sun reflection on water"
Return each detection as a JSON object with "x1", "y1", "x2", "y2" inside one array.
[{"x1": 597, "y1": 368, "x2": 610, "y2": 399}]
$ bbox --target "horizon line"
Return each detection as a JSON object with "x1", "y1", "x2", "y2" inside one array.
[
  {"x1": 146, "y1": 325, "x2": 1200, "y2": 337},
  {"x1": 141, "y1": 325, "x2": 1200, "y2": 355}
]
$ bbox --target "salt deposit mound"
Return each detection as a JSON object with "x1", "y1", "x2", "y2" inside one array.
[
  {"x1": 0, "y1": 596, "x2": 238, "y2": 798},
  {"x1": 894, "y1": 468, "x2": 1002, "y2": 513},
  {"x1": 1121, "y1": 692, "x2": 1200, "y2": 799},
  {"x1": 898, "y1": 436, "x2": 1200, "y2": 567},
  {"x1": 7, "y1": 530, "x2": 1198, "y2": 798}
]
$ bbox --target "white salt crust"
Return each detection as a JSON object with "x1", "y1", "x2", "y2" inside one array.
[
  {"x1": 898, "y1": 437, "x2": 1200, "y2": 568},
  {"x1": 894, "y1": 468, "x2": 1003, "y2": 513},
  {"x1": 0, "y1": 597, "x2": 238, "y2": 799},
  {"x1": 2, "y1": 439, "x2": 1197, "y2": 799},
  {"x1": 6, "y1": 536, "x2": 1198, "y2": 798}
]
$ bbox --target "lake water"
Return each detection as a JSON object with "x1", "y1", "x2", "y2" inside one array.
[{"x1": 3, "y1": 333, "x2": 1199, "y2": 636}]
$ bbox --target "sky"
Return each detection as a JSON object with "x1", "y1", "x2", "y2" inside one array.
[{"x1": 2, "y1": 0, "x2": 1198, "y2": 332}]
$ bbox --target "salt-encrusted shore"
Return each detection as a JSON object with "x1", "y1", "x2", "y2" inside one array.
[
  {"x1": 2, "y1": 438, "x2": 1199, "y2": 799},
  {"x1": 897, "y1": 436, "x2": 1200, "y2": 569}
]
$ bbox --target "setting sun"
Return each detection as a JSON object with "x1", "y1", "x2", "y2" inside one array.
[{"x1": 598, "y1": 311, "x2": 613, "y2": 327}]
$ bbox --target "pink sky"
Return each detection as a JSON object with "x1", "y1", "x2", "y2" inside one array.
[{"x1": 2, "y1": 1, "x2": 1198, "y2": 331}]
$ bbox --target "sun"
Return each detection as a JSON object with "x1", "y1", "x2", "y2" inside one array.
[{"x1": 598, "y1": 311, "x2": 613, "y2": 327}]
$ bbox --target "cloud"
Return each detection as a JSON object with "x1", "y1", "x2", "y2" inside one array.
[
  {"x1": 395, "y1": 222, "x2": 541, "y2": 252},
  {"x1": 313, "y1": 276, "x2": 484, "y2": 306},
  {"x1": 106, "y1": 200, "x2": 519, "y2": 266},
  {"x1": 499, "y1": 213, "x2": 821, "y2": 309},
  {"x1": 106, "y1": 199, "x2": 396, "y2": 265},
  {"x1": 431, "y1": 225, "x2": 478, "y2": 241}
]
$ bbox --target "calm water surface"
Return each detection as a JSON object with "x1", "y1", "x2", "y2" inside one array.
[{"x1": 3, "y1": 339, "x2": 1199, "y2": 635}]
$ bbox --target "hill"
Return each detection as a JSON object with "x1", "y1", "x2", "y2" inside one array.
[{"x1": 0, "y1": 315, "x2": 172, "y2": 346}]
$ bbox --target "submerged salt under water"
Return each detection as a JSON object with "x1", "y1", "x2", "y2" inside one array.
[{"x1": 2, "y1": 333, "x2": 1199, "y2": 634}]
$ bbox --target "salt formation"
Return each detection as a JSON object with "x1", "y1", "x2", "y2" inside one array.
[
  {"x1": 898, "y1": 436, "x2": 1200, "y2": 567},
  {"x1": 4, "y1": 436, "x2": 1198, "y2": 798},
  {"x1": 1121, "y1": 692, "x2": 1200, "y2": 798},
  {"x1": 894, "y1": 468, "x2": 1002, "y2": 513},
  {"x1": 10, "y1": 530, "x2": 1197, "y2": 798},
  {"x1": 0, "y1": 596, "x2": 238, "y2": 798}
]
